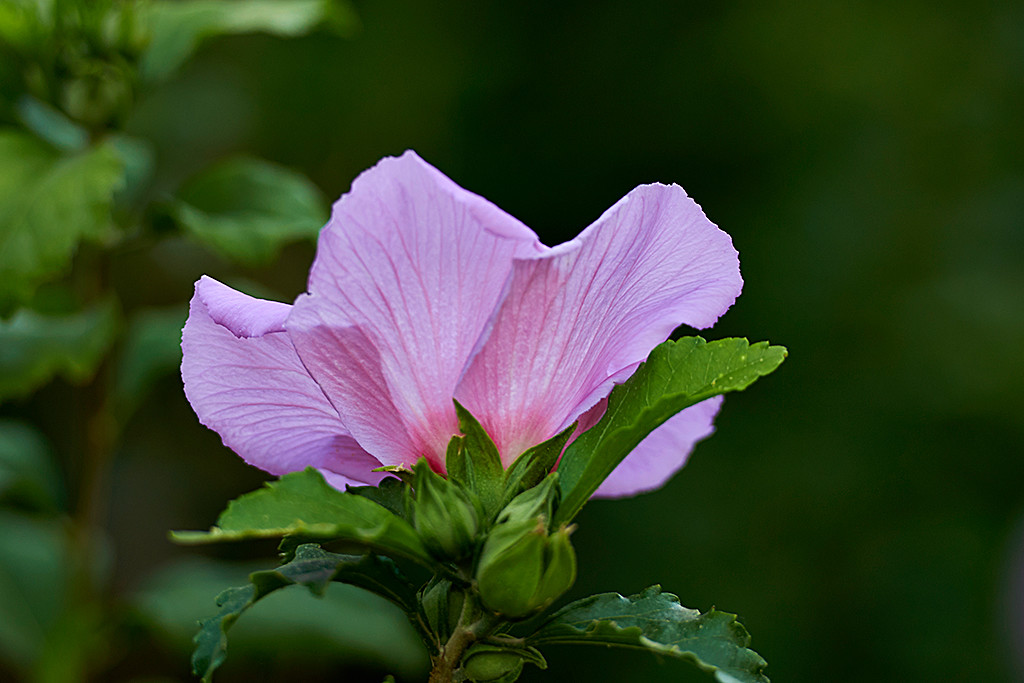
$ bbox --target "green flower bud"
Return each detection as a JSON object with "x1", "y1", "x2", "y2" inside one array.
[
  {"x1": 412, "y1": 461, "x2": 479, "y2": 561},
  {"x1": 475, "y1": 514, "x2": 577, "y2": 618},
  {"x1": 530, "y1": 525, "x2": 577, "y2": 610},
  {"x1": 461, "y1": 644, "x2": 525, "y2": 683},
  {"x1": 476, "y1": 516, "x2": 547, "y2": 617}
]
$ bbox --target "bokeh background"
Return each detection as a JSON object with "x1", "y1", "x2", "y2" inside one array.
[{"x1": 2, "y1": 1, "x2": 1022, "y2": 681}]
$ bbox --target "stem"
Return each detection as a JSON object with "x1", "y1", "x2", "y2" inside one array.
[{"x1": 428, "y1": 596, "x2": 499, "y2": 683}]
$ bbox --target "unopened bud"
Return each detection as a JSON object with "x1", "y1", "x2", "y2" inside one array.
[
  {"x1": 476, "y1": 507, "x2": 577, "y2": 617},
  {"x1": 412, "y1": 461, "x2": 479, "y2": 561},
  {"x1": 462, "y1": 644, "x2": 525, "y2": 682}
]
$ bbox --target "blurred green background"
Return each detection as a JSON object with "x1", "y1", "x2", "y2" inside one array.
[{"x1": 2, "y1": 0, "x2": 1022, "y2": 681}]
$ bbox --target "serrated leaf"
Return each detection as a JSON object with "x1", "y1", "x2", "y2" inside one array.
[
  {"x1": 449, "y1": 401, "x2": 505, "y2": 519},
  {"x1": 141, "y1": 0, "x2": 357, "y2": 81},
  {"x1": 170, "y1": 156, "x2": 328, "y2": 266},
  {"x1": 556, "y1": 337, "x2": 787, "y2": 524},
  {"x1": 0, "y1": 132, "x2": 124, "y2": 310},
  {"x1": 192, "y1": 544, "x2": 418, "y2": 681},
  {"x1": 171, "y1": 468, "x2": 433, "y2": 565},
  {"x1": 0, "y1": 299, "x2": 120, "y2": 402},
  {"x1": 134, "y1": 557, "x2": 427, "y2": 679},
  {"x1": 249, "y1": 544, "x2": 417, "y2": 612},
  {"x1": 528, "y1": 586, "x2": 769, "y2": 683}
]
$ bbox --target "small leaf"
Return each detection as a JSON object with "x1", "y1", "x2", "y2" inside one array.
[
  {"x1": 192, "y1": 544, "x2": 418, "y2": 682},
  {"x1": 171, "y1": 468, "x2": 433, "y2": 566},
  {"x1": 192, "y1": 585, "x2": 252, "y2": 682},
  {"x1": 500, "y1": 422, "x2": 575, "y2": 513},
  {"x1": 0, "y1": 132, "x2": 124, "y2": 310},
  {"x1": 528, "y1": 586, "x2": 769, "y2": 683},
  {"x1": 449, "y1": 401, "x2": 505, "y2": 519},
  {"x1": 0, "y1": 299, "x2": 120, "y2": 403},
  {"x1": 170, "y1": 156, "x2": 328, "y2": 266},
  {"x1": 140, "y1": 0, "x2": 357, "y2": 81},
  {"x1": 556, "y1": 337, "x2": 787, "y2": 524}
]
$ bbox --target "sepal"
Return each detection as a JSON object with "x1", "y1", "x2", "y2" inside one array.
[
  {"x1": 411, "y1": 460, "x2": 480, "y2": 561},
  {"x1": 447, "y1": 401, "x2": 505, "y2": 519}
]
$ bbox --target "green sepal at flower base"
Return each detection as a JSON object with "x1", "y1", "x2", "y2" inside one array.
[
  {"x1": 411, "y1": 459, "x2": 480, "y2": 562},
  {"x1": 475, "y1": 475, "x2": 577, "y2": 618},
  {"x1": 418, "y1": 578, "x2": 468, "y2": 650}
]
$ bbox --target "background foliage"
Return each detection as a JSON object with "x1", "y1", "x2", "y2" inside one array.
[{"x1": 1, "y1": 0, "x2": 1022, "y2": 681}]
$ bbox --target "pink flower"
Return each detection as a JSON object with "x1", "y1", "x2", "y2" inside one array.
[{"x1": 181, "y1": 152, "x2": 741, "y2": 497}]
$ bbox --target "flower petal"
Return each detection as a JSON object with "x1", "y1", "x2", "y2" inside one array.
[
  {"x1": 194, "y1": 275, "x2": 291, "y2": 337},
  {"x1": 593, "y1": 396, "x2": 722, "y2": 498},
  {"x1": 182, "y1": 279, "x2": 383, "y2": 485},
  {"x1": 286, "y1": 151, "x2": 542, "y2": 467},
  {"x1": 456, "y1": 183, "x2": 742, "y2": 463}
]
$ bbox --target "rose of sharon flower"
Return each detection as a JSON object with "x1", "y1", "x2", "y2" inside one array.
[{"x1": 181, "y1": 151, "x2": 742, "y2": 497}]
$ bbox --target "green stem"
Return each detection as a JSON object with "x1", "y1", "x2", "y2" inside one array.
[{"x1": 428, "y1": 596, "x2": 499, "y2": 683}]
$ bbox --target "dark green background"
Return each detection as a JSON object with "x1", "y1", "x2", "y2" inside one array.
[{"x1": 4, "y1": 1, "x2": 1023, "y2": 681}]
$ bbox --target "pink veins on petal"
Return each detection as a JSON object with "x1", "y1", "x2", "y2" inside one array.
[{"x1": 180, "y1": 151, "x2": 742, "y2": 496}]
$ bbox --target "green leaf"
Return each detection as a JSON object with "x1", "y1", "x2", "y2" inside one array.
[
  {"x1": 555, "y1": 337, "x2": 787, "y2": 524},
  {"x1": 346, "y1": 476, "x2": 411, "y2": 522},
  {"x1": 170, "y1": 156, "x2": 328, "y2": 266},
  {"x1": 0, "y1": 132, "x2": 124, "y2": 310},
  {"x1": 0, "y1": 298, "x2": 120, "y2": 402},
  {"x1": 500, "y1": 422, "x2": 575, "y2": 513},
  {"x1": 134, "y1": 557, "x2": 427, "y2": 680},
  {"x1": 528, "y1": 586, "x2": 769, "y2": 683},
  {"x1": 191, "y1": 544, "x2": 418, "y2": 682},
  {"x1": 249, "y1": 544, "x2": 417, "y2": 611},
  {"x1": 111, "y1": 307, "x2": 186, "y2": 420},
  {"x1": 140, "y1": 0, "x2": 357, "y2": 81},
  {"x1": 0, "y1": 420, "x2": 63, "y2": 511},
  {"x1": 171, "y1": 468, "x2": 433, "y2": 565},
  {"x1": 449, "y1": 401, "x2": 505, "y2": 520}
]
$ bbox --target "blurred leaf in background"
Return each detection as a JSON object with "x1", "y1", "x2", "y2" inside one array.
[
  {"x1": 170, "y1": 156, "x2": 328, "y2": 266},
  {"x1": 0, "y1": 298, "x2": 120, "y2": 402},
  {"x1": 0, "y1": 133, "x2": 122, "y2": 311}
]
